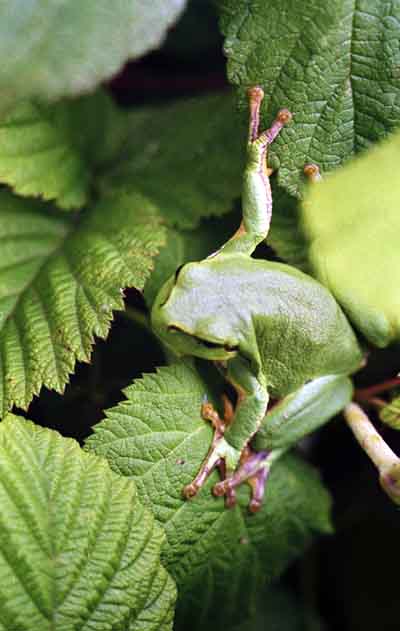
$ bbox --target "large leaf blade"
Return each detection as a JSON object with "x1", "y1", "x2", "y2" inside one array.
[
  {"x1": 86, "y1": 361, "x2": 332, "y2": 625},
  {"x1": 0, "y1": 190, "x2": 165, "y2": 413},
  {"x1": 0, "y1": 91, "x2": 124, "y2": 210},
  {"x1": 301, "y1": 128, "x2": 400, "y2": 346},
  {"x1": 100, "y1": 93, "x2": 245, "y2": 229},
  {"x1": 0, "y1": 414, "x2": 176, "y2": 630},
  {"x1": 0, "y1": 1, "x2": 186, "y2": 111},
  {"x1": 218, "y1": 0, "x2": 400, "y2": 195}
]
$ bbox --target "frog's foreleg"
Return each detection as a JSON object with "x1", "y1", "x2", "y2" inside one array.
[
  {"x1": 211, "y1": 357, "x2": 270, "y2": 510},
  {"x1": 183, "y1": 357, "x2": 269, "y2": 510},
  {"x1": 183, "y1": 397, "x2": 237, "y2": 508},
  {"x1": 217, "y1": 86, "x2": 292, "y2": 257}
]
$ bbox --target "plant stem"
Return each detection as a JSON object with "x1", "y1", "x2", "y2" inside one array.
[
  {"x1": 355, "y1": 376, "x2": 400, "y2": 402},
  {"x1": 122, "y1": 306, "x2": 150, "y2": 330},
  {"x1": 343, "y1": 402, "x2": 400, "y2": 505}
]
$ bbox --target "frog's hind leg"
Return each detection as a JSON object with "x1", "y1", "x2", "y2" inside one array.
[
  {"x1": 304, "y1": 163, "x2": 322, "y2": 182},
  {"x1": 217, "y1": 87, "x2": 292, "y2": 257},
  {"x1": 248, "y1": 86, "x2": 292, "y2": 150}
]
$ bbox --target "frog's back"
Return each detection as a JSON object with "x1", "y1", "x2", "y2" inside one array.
[{"x1": 193, "y1": 255, "x2": 362, "y2": 396}]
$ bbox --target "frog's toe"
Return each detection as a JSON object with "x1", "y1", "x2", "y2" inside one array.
[
  {"x1": 183, "y1": 481, "x2": 201, "y2": 499},
  {"x1": 213, "y1": 447, "x2": 272, "y2": 513}
]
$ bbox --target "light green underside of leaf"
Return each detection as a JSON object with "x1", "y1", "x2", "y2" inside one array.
[
  {"x1": 0, "y1": 91, "x2": 124, "y2": 210},
  {"x1": 302, "y1": 128, "x2": 400, "y2": 347},
  {"x1": 86, "y1": 361, "x2": 332, "y2": 620},
  {"x1": 218, "y1": 0, "x2": 400, "y2": 196},
  {"x1": 0, "y1": 414, "x2": 176, "y2": 631},
  {"x1": 100, "y1": 93, "x2": 245, "y2": 229},
  {"x1": 0, "y1": 1, "x2": 186, "y2": 111},
  {"x1": 0, "y1": 189, "x2": 165, "y2": 414}
]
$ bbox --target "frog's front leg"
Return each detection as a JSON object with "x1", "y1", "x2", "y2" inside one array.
[
  {"x1": 183, "y1": 396, "x2": 237, "y2": 508},
  {"x1": 183, "y1": 356, "x2": 269, "y2": 510}
]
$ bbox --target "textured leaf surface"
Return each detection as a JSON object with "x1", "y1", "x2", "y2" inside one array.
[
  {"x1": 218, "y1": 0, "x2": 400, "y2": 197},
  {"x1": 302, "y1": 128, "x2": 400, "y2": 346},
  {"x1": 0, "y1": 1, "x2": 186, "y2": 110},
  {"x1": 0, "y1": 414, "x2": 176, "y2": 630},
  {"x1": 0, "y1": 189, "x2": 165, "y2": 414},
  {"x1": 100, "y1": 93, "x2": 245, "y2": 229},
  {"x1": 0, "y1": 92, "x2": 123, "y2": 209},
  {"x1": 86, "y1": 361, "x2": 332, "y2": 624}
]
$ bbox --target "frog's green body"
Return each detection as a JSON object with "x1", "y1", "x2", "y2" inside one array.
[
  {"x1": 151, "y1": 87, "x2": 362, "y2": 511},
  {"x1": 152, "y1": 254, "x2": 361, "y2": 398}
]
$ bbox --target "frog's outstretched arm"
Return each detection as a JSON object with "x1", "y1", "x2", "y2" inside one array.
[{"x1": 216, "y1": 87, "x2": 292, "y2": 257}]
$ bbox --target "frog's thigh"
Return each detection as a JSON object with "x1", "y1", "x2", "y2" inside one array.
[
  {"x1": 224, "y1": 356, "x2": 269, "y2": 451},
  {"x1": 254, "y1": 375, "x2": 354, "y2": 451}
]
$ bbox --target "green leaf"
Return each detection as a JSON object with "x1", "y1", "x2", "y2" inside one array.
[
  {"x1": 100, "y1": 93, "x2": 245, "y2": 229},
  {"x1": 0, "y1": 1, "x2": 186, "y2": 111},
  {"x1": 301, "y1": 128, "x2": 400, "y2": 347},
  {"x1": 254, "y1": 375, "x2": 353, "y2": 451},
  {"x1": 0, "y1": 414, "x2": 176, "y2": 630},
  {"x1": 218, "y1": 0, "x2": 400, "y2": 196},
  {"x1": 0, "y1": 91, "x2": 123, "y2": 210},
  {"x1": 86, "y1": 361, "x2": 332, "y2": 616},
  {"x1": 380, "y1": 394, "x2": 400, "y2": 430},
  {"x1": 0, "y1": 189, "x2": 165, "y2": 414}
]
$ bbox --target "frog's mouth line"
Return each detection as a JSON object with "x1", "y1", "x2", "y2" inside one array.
[{"x1": 167, "y1": 325, "x2": 238, "y2": 353}]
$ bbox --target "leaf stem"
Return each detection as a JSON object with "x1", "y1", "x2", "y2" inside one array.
[
  {"x1": 355, "y1": 376, "x2": 400, "y2": 402},
  {"x1": 122, "y1": 306, "x2": 150, "y2": 330}
]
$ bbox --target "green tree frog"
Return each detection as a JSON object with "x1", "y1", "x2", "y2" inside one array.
[{"x1": 151, "y1": 87, "x2": 363, "y2": 512}]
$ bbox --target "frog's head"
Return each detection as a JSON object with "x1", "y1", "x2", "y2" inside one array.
[{"x1": 151, "y1": 263, "x2": 239, "y2": 361}]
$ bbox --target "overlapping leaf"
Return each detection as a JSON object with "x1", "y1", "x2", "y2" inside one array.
[
  {"x1": 0, "y1": 189, "x2": 165, "y2": 414},
  {"x1": 218, "y1": 0, "x2": 400, "y2": 196},
  {"x1": 86, "y1": 361, "x2": 332, "y2": 626},
  {"x1": 0, "y1": 414, "x2": 176, "y2": 630},
  {"x1": 302, "y1": 128, "x2": 400, "y2": 346},
  {"x1": 0, "y1": 1, "x2": 186, "y2": 112},
  {"x1": 100, "y1": 93, "x2": 245, "y2": 228},
  {"x1": 0, "y1": 91, "x2": 123, "y2": 209}
]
